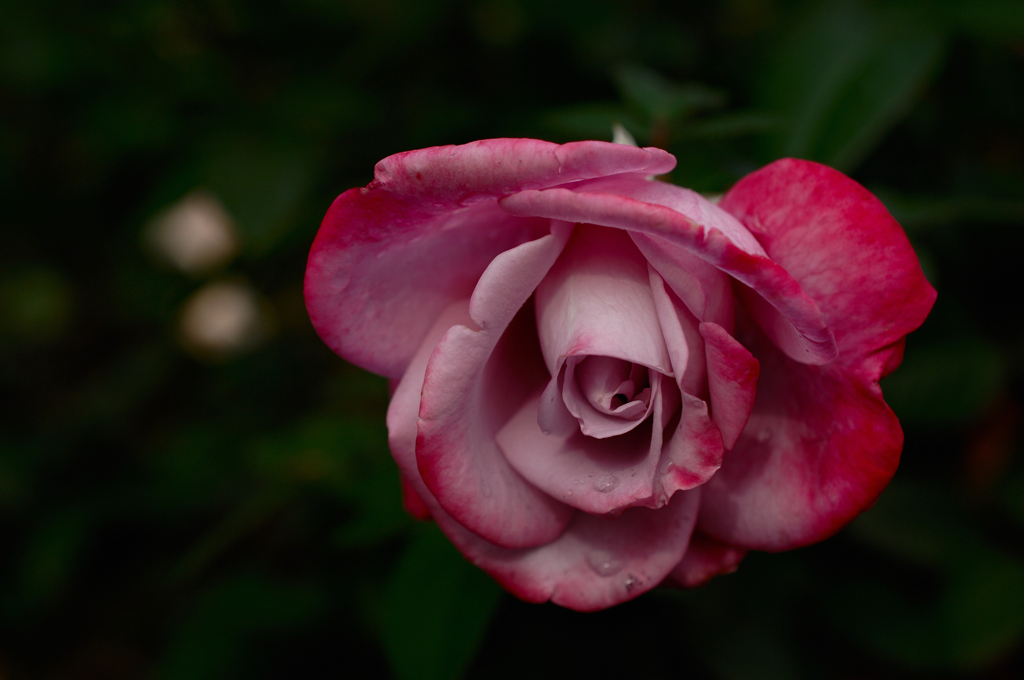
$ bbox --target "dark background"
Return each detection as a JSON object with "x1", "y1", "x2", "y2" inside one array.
[{"x1": 2, "y1": 0, "x2": 1024, "y2": 677}]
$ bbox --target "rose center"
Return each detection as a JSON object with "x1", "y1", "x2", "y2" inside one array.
[
  {"x1": 575, "y1": 355, "x2": 651, "y2": 420},
  {"x1": 558, "y1": 354, "x2": 659, "y2": 439}
]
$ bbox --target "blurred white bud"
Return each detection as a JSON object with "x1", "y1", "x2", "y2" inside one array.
[
  {"x1": 146, "y1": 190, "x2": 238, "y2": 276},
  {"x1": 612, "y1": 123, "x2": 638, "y2": 147},
  {"x1": 177, "y1": 280, "x2": 271, "y2": 359}
]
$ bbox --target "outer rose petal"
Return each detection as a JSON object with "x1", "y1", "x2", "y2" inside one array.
[
  {"x1": 306, "y1": 139, "x2": 674, "y2": 378},
  {"x1": 668, "y1": 531, "x2": 747, "y2": 588},
  {"x1": 698, "y1": 330, "x2": 906, "y2": 550},
  {"x1": 400, "y1": 476, "x2": 431, "y2": 521},
  {"x1": 451, "y1": 488, "x2": 700, "y2": 612},
  {"x1": 306, "y1": 195, "x2": 546, "y2": 379},
  {"x1": 699, "y1": 159, "x2": 937, "y2": 551},
  {"x1": 374, "y1": 138, "x2": 675, "y2": 206},
  {"x1": 718, "y1": 158, "x2": 937, "y2": 360}
]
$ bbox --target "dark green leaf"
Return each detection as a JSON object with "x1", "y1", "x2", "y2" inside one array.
[
  {"x1": 379, "y1": 525, "x2": 503, "y2": 680},
  {"x1": 613, "y1": 64, "x2": 726, "y2": 122},
  {"x1": 759, "y1": 0, "x2": 944, "y2": 171}
]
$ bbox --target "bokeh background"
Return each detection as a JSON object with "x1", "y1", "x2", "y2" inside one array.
[{"x1": 3, "y1": 0, "x2": 1024, "y2": 677}]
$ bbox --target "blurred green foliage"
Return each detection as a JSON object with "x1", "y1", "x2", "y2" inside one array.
[{"x1": 2, "y1": 0, "x2": 1024, "y2": 678}]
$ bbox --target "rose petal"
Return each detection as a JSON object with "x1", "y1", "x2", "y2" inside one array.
[
  {"x1": 697, "y1": 321, "x2": 906, "y2": 550},
  {"x1": 634, "y1": 232, "x2": 735, "y2": 330},
  {"x1": 718, "y1": 158, "x2": 937, "y2": 362},
  {"x1": 668, "y1": 531, "x2": 747, "y2": 588},
  {"x1": 579, "y1": 174, "x2": 767, "y2": 258},
  {"x1": 519, "y1": 265, "x2": 725, "y2": 511},
  {"x1": 646, "y1": 268, "x2": 728, "y2": 491},
  {"x1": 436, "y1": 484, "x2": 702, "y2": 612},
  {"x1": 560, "y1": 355, "x2": 659, "y2": 438},
  {"x1": 498, "y1": 383, "x2": 666, "y2": 515},
  {"x1": 400, "y1": 475, "x2": 432, "y2": 521},
  {"x1": 699, "y1": 321, "x2": 759, "y2": 451},
  {"x1": 574, "y1": 356, "x2": 650, "y2": 420},
  {"x1": 536, "y1": 368, "x2": 578, "y2": 437},
  {"x1": 307, "y1": 139, "x2": 675, "y2": 379},
  {"x1": 648, "y1": 267, "x2": 706, "y2": 397},
  {"x1": 307, "y1": 196, "x2": 547, "y2": 379},
  {"x1": 695, "y1": 159, "x2": 937, "y2": 552},
  {"x1": 534, "y1": 225, "x2": 672, "y2": 375},
  {"x1": 374, "y1": 138, "x2": 676, "y2": 206},
  {"x1": 499, "y1": 179, "x2": 839, "y2": 366},
  {"x1": 416, "y1": 229, "x2": 577, "y2": 549},
  {"x1": 658, "y1": 392, "x2": 726, "y2": 493},
  {"x1": 387, "y1": 301, "x2": 472, "y2": 489}
]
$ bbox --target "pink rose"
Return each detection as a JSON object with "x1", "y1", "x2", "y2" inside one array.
[{"x1": 305, "y1": 139, "x2": 936, "y2": 611}]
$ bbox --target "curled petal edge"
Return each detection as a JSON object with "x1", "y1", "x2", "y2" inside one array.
[{"x1": 499, "y1": 187, "x2": 839, "y2": 366}]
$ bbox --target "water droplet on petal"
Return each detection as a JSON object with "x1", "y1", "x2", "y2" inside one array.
[
  {"x1": 594, "y1": 475, "x2": 618, "y2": 493},
  {"x1": 756, "y1": 429, "x2": 772, "y2": 443},
  {"x1": 586, "y1": 550, "x2": 624, "y2": 577}
]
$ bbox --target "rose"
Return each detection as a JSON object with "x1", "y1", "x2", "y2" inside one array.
[{"x1": 305, "y1": 138, "x2": 935, "y2": 611}]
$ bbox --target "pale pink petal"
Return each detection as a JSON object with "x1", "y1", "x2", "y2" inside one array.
[
  {"x1": 536, "y1": 369, "x2": 578, "y2": 437},
  {"x1": 438, "y1": 486, "x2": 702, "y2": 612},
  {"x1": 307, "y1": 139, "x2": 674, "y2": 379},
  {"x1": 574, "y1": 356, "x2": 651, "y2": 420},
  {"x1": 668, "y1": 531, "x2": 747, "y2": 588},
  {"x1": 387, "y1": 302, "x2": 474, "y2": 487},
  {"x1": 416, "y1": 231, "x2": 576, "y2": 549},
  {"x1": 498, "y1": 384, "x2": 666, "y2": 515},
  {"x1": 646, "y1": 268, "x2": 727, "y2": 493},
  {"x1": 648, "y1": 267, "x2": 706, "y2": 397},
  {"x1": 634, "y1": 232, "x2": 735, "y2": 330},
  {"x1": 501, "y1": 366, "x2": 716, "y2": 518},
  {"x1": 534, "y1": 225, "x2": 671, "y2": 375},
  {"x1": 699, "y1": 321, "x2": 759, "y2": 451},
  {"x1": 560, "y1": 355, "x2": 658, "y2": 438},
  {"x1": 500, "y1": 182, "x2": 838, "y2": 365}
]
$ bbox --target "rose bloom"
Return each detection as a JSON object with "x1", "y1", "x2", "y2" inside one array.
[{"x1": 305, "y1": 139, "x2": 935, "y2": 611}]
